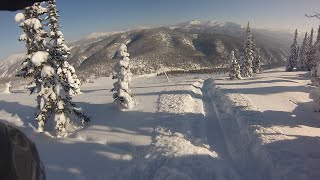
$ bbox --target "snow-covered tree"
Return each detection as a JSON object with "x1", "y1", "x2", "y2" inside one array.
[
  {"x1": 34, "y1": 0, "x2": 89, "y2": 134},
  {"x1": 3, "y1": 81, "x2": 12, "y2": 93},
  {"x1": 253, "y1": 48, "x2": 262, "y2": 73},
  {"x1": 297, "y1": 32, "x2": 309, "y2": 71},
  {"x1": 316, "y1": 25, "x2": 320, "y2": 44},
  {"x1": 241, "y1": 22, "x2": 254, "y2": 77},
  {"x1": 267, "y1": 57, "x2": 273, "y2": 69},
  {"x1": 16, "y1": 1, "x2": 89, "y2": 135},
  {"x1": 112, "y1": 43, "x2": 134, "y2": 110},
  {"x1": 306, "y1": 28, "x2": 316, "y2": 70},
  {"x1": 229, "y1": 51, "x2": 242, "y2": 80},
  {"x1": 15, "y1": 3, "x2": 47, "y2": 84},
  {"x1": 286, "y1": 29, "x2": 299, "y2": 71},
  {"x1": 311, "y1": 26, "x2": 320, "y2": 85},
  {"x1": 314, "y1": 26, "x2": 320, "y2": 69}
]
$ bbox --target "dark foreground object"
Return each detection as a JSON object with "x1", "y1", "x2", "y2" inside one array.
[
  {"x1": 0, "y1": 122, "x2": 46, "y2": 180},
  {"x1": 0, "y1": 0, "x2": 45, "y2": 11}
]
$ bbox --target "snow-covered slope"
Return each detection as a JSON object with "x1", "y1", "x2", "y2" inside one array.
[
  {"x1": 0, "y1": 73, "x2": 242, "y2": 180},
  {"x1": 1, "y1": 68, "x2": 318, "y2": 179},
  {"x1": 1, "y1": 20, "x2": 289, "y2": 79},
  {"x1": 0, "y1": 53, "x2": 26, "y2": 78},
  {"x1": 204, "y1": 68, "x2": 320, "y2": 180}
]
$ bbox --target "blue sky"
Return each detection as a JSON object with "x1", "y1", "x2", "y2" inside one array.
[{"x1": 0, "y1": 0, "x2": 319, "y2": 59}]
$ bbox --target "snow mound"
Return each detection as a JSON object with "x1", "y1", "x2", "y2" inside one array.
[
  {"x1": 31, "y1": 51, "x2": 49, "y2": 66},
  {"x1": 204, "y1": 68, "x2": 320, "y2": 180},
  {"x1": 24, "y1": 18, "x2": 42, "y2": 30},
  {"x1": 15, "y1": 13, "x2": 25, "y2": 22}
]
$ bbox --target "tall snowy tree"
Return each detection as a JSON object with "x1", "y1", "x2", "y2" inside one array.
[
  {"x1": 306, "y1": 28, "x2": 316, "y2": 70},
  {"x1": 112, "y1": 43, "x2": 134, "y2": 110},
  {"x1": 286, "y1": 29, "x2": 299, "y2": 71},
  {"x1": 15, "y1": 3, "x2": 47, "y2": 83},
  {"x1": 241, "y1": 22, "x2": 254, "y2": 77},
  {"x1": 314, "y1": 26, "x2": 320, "y2": 68},
  {"x1": 253, "y1": 47, "x2": 262, "y2": 73},
  {"x1": 16, "y1": 1, "x2": 89, "y2": 135},
  {"x1": 229, "y1": 51, "x2": 242, "y2": 80},
  {"x1": 34, "y1": 0, "x2": 89, "y2": 134},
  {"x1": 3, "y1": 81, "x2": 12, "y2": 93},
  {"x1": 316, "y1": 25, "x2": 320, "y2": 44},
  {"x1": 297, "y1": 32, "x2": 309, "y2": 71}
]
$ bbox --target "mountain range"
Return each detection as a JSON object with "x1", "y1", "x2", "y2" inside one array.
[{"x1": 0, "y1": 20, "x2": 290, "y2": 80}]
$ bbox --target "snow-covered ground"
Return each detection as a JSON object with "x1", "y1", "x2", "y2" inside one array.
[
  {"x1": 205, "y1": 68, "x2": 320, "y2": 180},
  {"x1": 0, "y1": 73, "x2": 238, "y2": 180},
  {"x1": 1, "y1": 69, "x2": 319, "y2": 180}
]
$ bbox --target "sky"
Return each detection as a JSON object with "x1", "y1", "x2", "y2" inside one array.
[{"x1": 0, "y1": 0, "x2": 319, "y2": 59}]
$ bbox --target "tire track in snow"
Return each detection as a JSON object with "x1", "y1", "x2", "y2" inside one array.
[{"x1": 201, "y1": 82, "x2": 243, "y2": 180}]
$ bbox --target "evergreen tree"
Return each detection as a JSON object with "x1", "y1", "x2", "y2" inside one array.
[
  {"x1": 229, "y1": 51, "x2": 242, "y2": 80},
  {"x1": 316, "y1": 25, "x2": 320, "y2": 44},
  {"x1": 15, "y1": 3, "x2": 47, "y2": 87},
  {"x1": 241, "y1": 22, "x2": 254, "y2": 77},
  {"x1": 306, "y1": 28, "x2": 317, "y2": 70},
  {"x1": 268, "y1": 57, "x2": 273, "y2": 69},
  {"x1": 3, "y1": 81, "x2": 12, "y2": 94},
  {"x1": 286, "y1": 29, "x2": 299, "y2": 71},
  {"x1": 16, "y1": 1, "x2": 89, "y2": 135},
  {"x1": 297, "y1": 32, "x2": 309, "y2": 71},
  {"x1": 35, "y1": 0, "x2": 89, "y2": 134},
  {"x1": 253, "y1": 48, "x2": 262, "y2": 73},
  {"x1": 112, "y1": 43, "x2": 134, "y2": 110},
  {"x1": 314, "y1": 25, "x2": 320, "y2": 68}
]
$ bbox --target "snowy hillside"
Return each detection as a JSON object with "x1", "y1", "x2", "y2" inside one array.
[
  {"x1": 0, "y1": 20, "x2": 289, "y2": 79},
  {"x1": 73, "y1": 26, "x2": 288, "y2": 77},
  {"x1": 0, "y1": 68, "x2": 318, "y2": 179},
  {"x1": 0, "y1": 53, "x2": 26, "y2": 78}
]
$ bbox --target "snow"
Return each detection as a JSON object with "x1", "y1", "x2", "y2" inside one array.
[
  {"x1": 31, "y1": 51, "x2": 49, "y2": 67},
  {"x1": 1, "y1": 67, "x2": 319, "y2": 179},
  {"x1": 15, "y1": 13, "x2": 25, "y2": 22},
  {"x1": 19, "y1": 33, "x2": 27, "y2": 41},
  {"x1": 0, "y1": 73, "x2": 234, "y2": 180},
  {"x1": 24, "y1": 18, "x2": 42, "y2": 30},
  {"x1": 205, "y1": 68, "x2": 320, "y2": 179},
  {"x1": 41, "y1": 65, "x2": 55, "y2": 78},
  {"x1": 2, "y1": 82, "x2": 12, "y2": 94}
]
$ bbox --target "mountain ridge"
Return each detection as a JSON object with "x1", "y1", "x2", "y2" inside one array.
[{"x1": 0, "y1": 20, "x2": 290, "y2": 80}]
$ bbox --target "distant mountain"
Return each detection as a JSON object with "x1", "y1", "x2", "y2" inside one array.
[
  {"x1": 0, "y1": 53, "x2": 26, "y2": 78},
  {"x1": 0, "y1": 20, "x2": 290, "y2": 79}
]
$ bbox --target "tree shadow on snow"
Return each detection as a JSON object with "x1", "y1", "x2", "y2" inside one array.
[
  {"x1": 250, "y1": 101, "x2": 320, "y2": 129},
  {"x1": 134, "y1": 90, "x2": 202, "y2": 100},
  {"x1": 263, "y1": 135, "x2": 320, "y2": 180},
  {"x1": 0, "y1": 100, "x2": 37, "y2": 130},
  {"x1": 216, "y1": 79, "x2": 300, "y2": 86}
]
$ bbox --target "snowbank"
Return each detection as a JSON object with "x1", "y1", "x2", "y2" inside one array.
[
  {"x1": 31, "y1": 51, "x2": 49, "y2": 67},
  {"x1": 204, "y1": 69, "x2": 320, "y2": 180},
  {"x1": 203, "y1": 79, "x2": 277, "y2": 179},
  {"x1": 120, "y1": 80, "x2": 236, "y2": 179}
]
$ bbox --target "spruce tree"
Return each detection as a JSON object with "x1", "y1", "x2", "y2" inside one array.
[
  {"x1": 15, "y1": 3, "x2": 47, "y2": 88},
  {"x1": 297, "y1": 32, "x2": 309, "y2": 71},
  {"x1": 253, "y1": 47, "x2": 262, "y2": 73},
  {"x1": 316, "y1": 25, "x2": 320, "y2": 44},
  {"x1": 16, "y1": 1, "x2": 89, "y2": 135},
  {"x1": 36, "y1": 0, "x2": 89, "y2": 134},
  {"x1": 314, "y1": 25, "x2": 320, "y2": 68},
  {"x1": 112, "y1": 43, "x2": 134, "y2": 110},
  {"x1": 241, "y1": 22, "x2": 254, "y2": 77},
  {"x1": 229, "y1": 51, "x2": 242, "y2": 80},
  {"x1": 306, "y1": 28, "x2": 316, "y2": 70},
  {"x1": 286, "y1": 29, "x2": 299, "y2": 71},
  {"x1": 4, "y1": 81, "x2": 12, "y2": 94}
]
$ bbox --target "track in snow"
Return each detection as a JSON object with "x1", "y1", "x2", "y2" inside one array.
[{"x1": 201, "y1": 83, "x2": 243, "y2": 180}]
